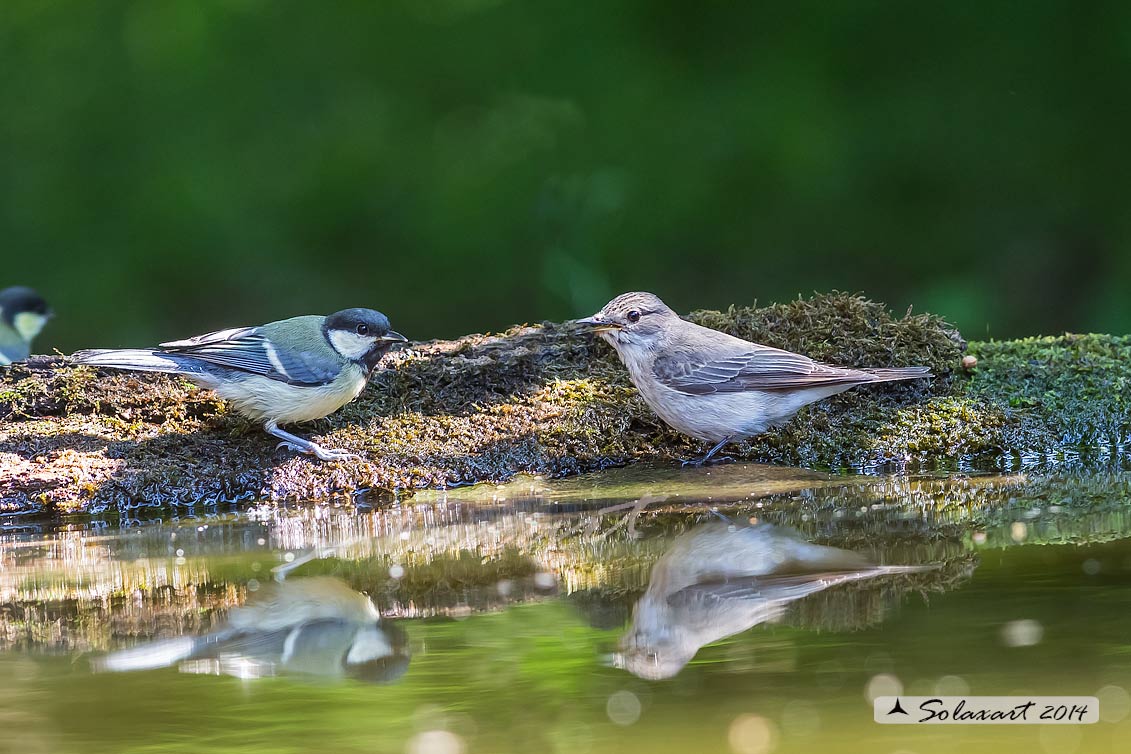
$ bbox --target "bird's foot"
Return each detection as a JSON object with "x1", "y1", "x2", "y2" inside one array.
[
  {"x1": 681, "y1": 455, "x2": 735, "y2": 468},
  {"x1": 274, "y1": 440, "x2": 361, "y2": 462}
]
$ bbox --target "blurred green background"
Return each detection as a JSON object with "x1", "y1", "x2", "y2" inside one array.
[{"x1": 3, "y1": 0, "x2": 1129, "y2": 351}]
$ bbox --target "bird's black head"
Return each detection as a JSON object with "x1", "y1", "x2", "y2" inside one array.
[
  {"x1": 0, "y1": 286, "x2": 52, "y2": 339},
  {"x1": 322, "y1": 308, "x2": 407, "y2": 371}
]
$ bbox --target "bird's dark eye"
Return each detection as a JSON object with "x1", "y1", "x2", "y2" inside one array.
[
  {"x1": 627, "y1": 310, "x2": 641, "y2": 323},
  {"x1": 356, "y1": 323, "x2": 369, "y2": 335}
]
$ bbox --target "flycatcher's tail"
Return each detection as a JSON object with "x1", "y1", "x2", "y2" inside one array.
[{"x1": 861, "y1": 366, "x2": 932, "y2": 383}]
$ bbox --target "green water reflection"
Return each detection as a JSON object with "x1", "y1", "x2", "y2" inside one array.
[{"x1": 2, "y1": 465, "x2": 1131, "y2": 753}]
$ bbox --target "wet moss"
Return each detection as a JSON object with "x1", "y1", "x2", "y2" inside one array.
[{"x1": 1, "y1": 293, "x2": 1127, "y2": 513}]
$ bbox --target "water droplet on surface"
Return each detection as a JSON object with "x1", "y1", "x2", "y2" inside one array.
[
  {"x1": 728, "y1": 714, "x2": 777, "y2": 754},
  {"x1": 1097, "y1": 684, "x2": 1131, "y2": 722},
  {"x1": 606, "y1": 690, "x2": 641, "y2": 726},
  {"x1": 934, "y1": 675, "x2": 970, "y2": 696},
  {"x1": 1001, "y1": 619, "x2": 1043, "y2": 647},
  {"x1": 406, "y1": 730, "x2": 464, "y2": 754},
  {"x1": 779, "y1": 700, "x2": 820, "y2": 737},
  {"x1": 865, "y1": 673, "x2": 903, "y2": 702}
]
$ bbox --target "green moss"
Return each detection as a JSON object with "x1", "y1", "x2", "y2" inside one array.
[
  {"x1": 966, "y1": 334, "x2": 1131, "y2": 451},
  {"x1": 1, "y1": 294, "x2": 1128, "y2": 513}
]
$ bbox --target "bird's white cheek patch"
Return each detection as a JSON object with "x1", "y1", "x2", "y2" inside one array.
[
  {"x1": 346, "y1": 627, "x2": 392, "y2": 664},
  {"x1": 328, "y1": 330, "x2": 375, "y2": 360},
  {"x1": 13, "y1": 312, "x2": 48, "y2": 341}
]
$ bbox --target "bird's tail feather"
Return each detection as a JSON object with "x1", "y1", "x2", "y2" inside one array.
[
  {"x1": 71, "y1": 348, "x2": 197, "y2": 375},
  {"x1": 861, "y1": 366, "x2": 932, "y2": 383},
  {"x1": 91, "y1": 636, "x2": 199, "y2": 673}
]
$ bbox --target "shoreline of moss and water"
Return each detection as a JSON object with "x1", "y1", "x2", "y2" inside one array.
[{"x1": 2, "y1": 292, "x2": 1130, "y2": 514}]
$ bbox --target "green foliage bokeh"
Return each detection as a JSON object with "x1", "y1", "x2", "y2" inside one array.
[{"x1": 3, "y1": 0, "x2": 1129, "y2": 350}]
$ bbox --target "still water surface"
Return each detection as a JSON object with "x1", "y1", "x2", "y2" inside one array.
[{"x1": 2, "y1": 464, "x2": 1131, "y2": 754}]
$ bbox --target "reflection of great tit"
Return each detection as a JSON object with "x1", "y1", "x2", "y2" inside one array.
[
  {"x1": 0, "y1": 286, "x2": 52, "y2": 365},
  {"x1": 72, "y1": 308, "x2": 406, "y2": 460},
  {"x1": 93, "y1": 577, "x2": 410, "y2": 683}
]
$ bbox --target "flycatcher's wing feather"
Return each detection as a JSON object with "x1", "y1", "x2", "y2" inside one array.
[
  {"x1": 653, "y1": 345, "x2": 875, "y2": 394},
  {"x1": 159, "y1": 326, "x2": 338, "y2": 386}
]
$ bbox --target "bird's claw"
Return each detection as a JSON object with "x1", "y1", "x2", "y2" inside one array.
[
  {"x1": 274, "y1": 441, "x2": 362, "y2": 462},
  {"x1": 681, "y1": 455, "x2": 736, "y2": 468}
]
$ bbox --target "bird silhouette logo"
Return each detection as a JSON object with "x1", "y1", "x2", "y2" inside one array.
[{"x1": 887, "y1": 698, "x2": 909, "y2": 715}]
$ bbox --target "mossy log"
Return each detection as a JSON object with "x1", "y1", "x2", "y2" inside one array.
[{"x1": 2, "y1": 293, "x2": 1129, "y2": 513}]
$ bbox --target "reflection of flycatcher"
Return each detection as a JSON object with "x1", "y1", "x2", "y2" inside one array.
[
  {"x1": 617, "y1": 521, "x2": 931, "y2": 680},
  {"x1": 72, "y1": 308, "x2": 406, "y2": 460},
  {"x1": 0, "y1": 286, "x2": 52, "y2": 365},
  {"x1": 578, "y1": 292, "x2": 931, "y2": 464},
  {"x1": 94, "y1": 577, "x2": 410, "y2": 683}
]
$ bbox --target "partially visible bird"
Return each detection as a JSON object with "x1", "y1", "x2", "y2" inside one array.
[
  {"x1": 72, "y1": 308, "x2": 406, "y2": 460},
  {"x1": 0, "y1": 286, "x2": 52, "y2": 365},
  {"x1": 578, "y1": 292, "x2": 931, "y2": 464},
  {"x1": 616, "y1": 520, "x2": 932, "y2": 680},
  {"x1": 93, "y1": 577, "x2": 410, "y2": 683}
]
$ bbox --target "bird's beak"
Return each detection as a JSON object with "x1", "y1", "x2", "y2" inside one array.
[
  {"x1": 575, "y1": 315, "x2": 620, "y2": 333},
  {"x1": 381, "y1": 331, "x2": 408, "y2": 344}
]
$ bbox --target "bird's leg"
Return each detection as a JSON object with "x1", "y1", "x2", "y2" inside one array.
[
  {"x1": 682, "y1": 437, "x2": 734, "y2": 467},
  {"x1": 263, "y1": 420, "x2": 361, "y2": 462}
]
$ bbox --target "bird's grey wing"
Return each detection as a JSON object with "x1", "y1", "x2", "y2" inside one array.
[
  {"x1": 653, "y1": 346, "x2": 869, "y2": 395},
  {"x1": 671, "y1": 570, "x2": 896, "y2": 607},
  {"x1": 188, "y1": 626, "x2": 295, "y2": 661},
  {"x1": 158, "y1": 327, "x2": 337, "y2": 386}
]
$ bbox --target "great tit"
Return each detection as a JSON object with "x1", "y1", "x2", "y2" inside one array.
[
  {"x1": 72, "y1": 308, "x2": 407, "y2": 461},
  {"x1": 92, "y1": 577, "x2": 411, "y2": 683},
  {"x1": 0, "y1": 286, "x2": 52, "y2": 365}
]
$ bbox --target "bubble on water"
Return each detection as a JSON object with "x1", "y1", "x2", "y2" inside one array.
[
  {"x1": 972, "y1": 531, "x2": 987, "y2": 545},
  {"x1": 284, "y1": 552, "x2": 295, "y2": 563},
  {"x1": 251, "y1": 562, "x2": 262, "y2": 572},
  {"x1": 779, "y1": 700, "x2": 820, "y2": 737},
  {"x1": 1038, "y1": 722, "x2": 1081, "y2": 754},
  {"x1": 1097, "y1": 684, "x2": 1131, "y2": 722},
  {"x1": 256, "y1": 537, "x2": 266, "y2": 546},
  {"x1": 606, "y1": 690, "x2": 641, "y2": 726},
  {"x1": 1001, "y1": 619, "x2": 1043, "y2": 647},
  {"x1": 533, "y1": 572, "x2": 556, "y2": 590},
  {"x1": 1082, "y1": 559, "x2": 1102, "y2": 575},
  {"x1": 728, "y1": 714, "x2": 777, "y2": 754},
  {"x1": 175, "y1": 548, "x2": 184, "y2": 557},
  {"x1": 247, "y1": 579, "x2": 260, "y2": 592},
  {"x1": 174, "y1": 557, "x2": 186, "y2": 566},
  {"x1": 406, "y1": 730, "x2": 464, "y2": 754},
  {"x1": 934, "y1": 675, "x2": 970, "y2": 696},
  {"x1": 389, "y1": 564, "x2": 405, "y2": 579},
  {"x1": 865, "y1": 673, "x2": 903, "y2": 702},
  {"x1": 1010, "y1": 522, "x2": 1028, "y2": 543}
]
